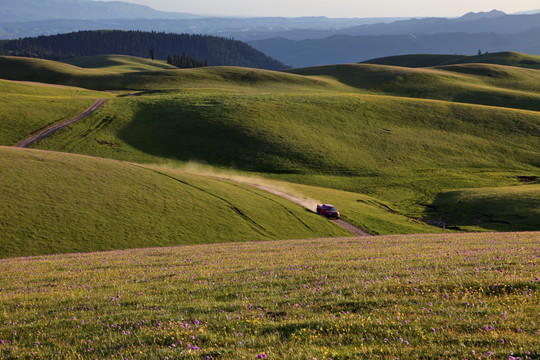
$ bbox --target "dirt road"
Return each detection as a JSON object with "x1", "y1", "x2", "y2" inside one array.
[
  {"x1": 15, "y1": 98, "x2": 109, "y2": 148},
  {"x1": 222, "y1": 178, "x2": 372, "y2": 237}
]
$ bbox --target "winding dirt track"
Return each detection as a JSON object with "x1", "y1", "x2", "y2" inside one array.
[
  {"x1": 15, "y1": 98, "x2": 109, "y2": 148},
  {"x1": 221, "y1": 178, "x2": 372, "y2": 237}
]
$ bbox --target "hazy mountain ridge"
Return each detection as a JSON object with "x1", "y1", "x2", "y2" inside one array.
[
  {"x1": 0, "y1": 17, "x2": 408, "y2": 41},
  {"x1": 249, "y1": 28, "x2": 540, "y2": 67},
  {"x1": 2, "y1": 0, "x2": 540, "y2": 69},
  {"x1": 334, "y1": 12, "x2": 540, "y2": 37},
  {"x1": 0, "y1": 0, "x2": 200, "y2": 23},
  {"x1": 4, "y1": 0, "x2": 539, "y2": 41},
  {"x1": 457, "y1": 10, "x2": 506, "y2": 21}
]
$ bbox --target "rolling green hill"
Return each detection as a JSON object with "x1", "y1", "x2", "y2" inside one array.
[
  {"x1": 29, "y1": 90, "x2": 540, "y2": 226},
  {"x1": 1, "y1": 55, "x2": 539, "y2": 240},
  {"x1": 290, "y1": 62, "x2": 540, "y2": 112},
  {"x1": 3, "y1": 55, "x2": 540, "y2": 110},
  {"x1": 63, "y1": 55, "x2": 178, "y2": 72},
  {"x1": 0, "y1": 147, "x2": 350, "y2": 258},
  {"x1": 429, "y1": 183, "x2": 540, "y2": 231},
  {"x1": 0, "y1": 56, "x2": 344, "y2": 92},
  {"x1": 362, "y1": 51, "x2": 540, "y2": 69},
  {"x1": 0, "y1": 78, "x2": 108, "y2": 145}
]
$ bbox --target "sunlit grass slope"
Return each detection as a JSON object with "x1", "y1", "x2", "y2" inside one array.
[
  {"x1": 3, "y1": 55, "x2": 540, "y2": 111},
  {"x1": 2, "y1": 56, "x2": 539, "y2": 231},
  {"x1": 63, "y1": 55, "x2": 177, "y2": 72},
  {"x1": 362, "y1": 51, "x2": 540, "y2": 69},
  {"x1": 248, "y1": 178, "x2": 443, "y2": 235},
  {"x1": 0, "y1": 79, "x2": 107, "y2": 145},
  {"x1": 0, "y1": 147, "x2": 349, "y2": 258},
  {"x1": 157, "y1": 167, "x2": 442, "y2": 235},
  {"x1": 430, "y1": 184, "x2": 540, "y2": 232},
  {"x1": 1, "y1": 232, "x2": 538, "y2": 359},
  {"x1": 0, "y1": 56, "x2": 347, "y2": 93},
  {"x1": 32, "y1": 91, "x2": 540, "y2": 217},
  {"x1": 290, "y1": 62, "x2": 540, "y2": 111}
]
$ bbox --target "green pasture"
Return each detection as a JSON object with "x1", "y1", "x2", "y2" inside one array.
[
  {"x1": 0, "y1": 56, "x2": 349, "y2": 93},
  {"x1": 63, "y1": 54, "x2": 177, "y2": 72},
  {"x1": 291, "y1": 62, "x2": 540, "y2": 111},
  {"x1": 0, "y1": 54, "x2": 538, "y2": 359},
  {"x1": 0, "y1": 54, "x2": 538, "y2": 238},
  {"x1": 5, "y1": 55, "x2": 540, "y2": 113},
  {"x1": 0, "y1": 147, "x2": 349, "y2": 258},
  {"x1": 29, "y1": 90, "x2": 540, "y2": 225},
  {"x1": 430, "y1": 184, "x2": 540, "y2": 231},
  {"x1": 245, "y1": 177, "x2": 443, "y2": 235},
  {"x1": 363, "y1": 51, "x2": 540, "y2": 69},
  {"x1": 0, "y1": 232, "x2": 538, "y2": 359},
  {"x1": 0, "y1": 79, "x2": 107, "y2": 145}
]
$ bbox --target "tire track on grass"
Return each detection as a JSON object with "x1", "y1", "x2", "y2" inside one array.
[
  {"x1": 128, "y1": 165, "x2": 275, "y2": 239},
  {"x1": 217, "y1": 179, "x2": 315, "y2": 231},
  {"x1": 15, "y1": 98, "x2": 109, "y2": 148}
]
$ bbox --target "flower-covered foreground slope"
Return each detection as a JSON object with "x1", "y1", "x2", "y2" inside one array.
[{"x1": 1, "y1": 232, "x2": 538, "y2": 359}]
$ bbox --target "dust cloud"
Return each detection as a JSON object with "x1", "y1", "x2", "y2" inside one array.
[{"x1": 151, "y1": 161, "x2": 321, "y2": 212}]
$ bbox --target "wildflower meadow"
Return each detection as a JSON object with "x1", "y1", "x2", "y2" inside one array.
[{"x1": 1, "y1": 232, "x2": 538, "y2": 359}]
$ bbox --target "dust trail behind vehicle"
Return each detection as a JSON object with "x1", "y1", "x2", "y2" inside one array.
[{"x1": 151, "y1": 161, "x2": 371, "y2": 236}]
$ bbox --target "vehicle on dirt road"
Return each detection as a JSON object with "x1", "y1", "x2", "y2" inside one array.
[{"x1": 316, "y1": 204, "x2": 340, "y2": 219}]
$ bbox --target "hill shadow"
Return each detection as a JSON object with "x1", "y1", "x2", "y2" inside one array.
[
  {"x1": 426, "y1": 187, "x2": 540, "y2": 232},
  {"x1": 117, "y1": 99, "x2": 327, "y2": 174}
]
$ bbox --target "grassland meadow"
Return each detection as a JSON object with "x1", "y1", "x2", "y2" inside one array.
[{"x1": 1, "y1": 232, "x2": 538, "y2": 359}]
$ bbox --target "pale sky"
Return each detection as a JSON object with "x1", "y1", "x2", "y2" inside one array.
[{"x1": 93, "y1": 0, "x2": 540, "y2": 17}]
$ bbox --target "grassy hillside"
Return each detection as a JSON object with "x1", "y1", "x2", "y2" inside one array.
[
  {"x1": 63, "y1": 55, "x2": 177, "y2": 72},
  {"x1": 1, "y1": 55, "x2": 539, "y2": 233},
  {"x1": 3, "y1": 55, "x2": 540, "y2": 110},
  {"x1": 30, "y1": 91, "x2": 540, "y2": 217},
  {"x1": 1, "y1": 232, "x2": 538, "y2": 359},
  {"x1": 0, "y1": 79, "x2": 107, "y2": 145},
  {"x1": 257, "y1": 179, "x2": 443, "y2": 235},
  {"x1": 157, "y1": 168, "x2": 442, "y2": 235},
  {"x1": 430, "y1": 183, "x2": 540, "y2": 231},
  {"x1": 0, "y1": 147, "x2": 350, "y2": 258},
  {"x1": 362, "y1": 51, "x2": 540, "y2": 69},
  {"x1": 0, "y1": 56, "x2": 346, "y2": 92},
  {"x1": 290, "y1": 63, "x2": 540, "y2": 112}
]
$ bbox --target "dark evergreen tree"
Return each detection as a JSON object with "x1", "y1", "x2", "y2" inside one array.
[{"x1": 167, "y1": 52, "x2": 207, "y2": 68}]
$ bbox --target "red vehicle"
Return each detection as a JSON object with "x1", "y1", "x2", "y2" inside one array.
[{"x1": 316, "y1": 204, "x2": 340, "y2": 219}]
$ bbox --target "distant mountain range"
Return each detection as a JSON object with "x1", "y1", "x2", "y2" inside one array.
[
  {"x1": 0, "y1": 0, "x2": 200, "y2": 23},
  {"x1": 1, "y1": 0, "x2": 539, "y2": 68},
  {"x1": 0, "y1": 0, "x2": 406, "y2": 40},
  {"x1": 0, "y1": 17, "x2": 407, "y2": 41},
  {"x1": 250, "y1": 28, "x2": 540, "y2": 68},
  {"x1": 246, "y1": 11, "x2": 540, "y2": 41}
]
